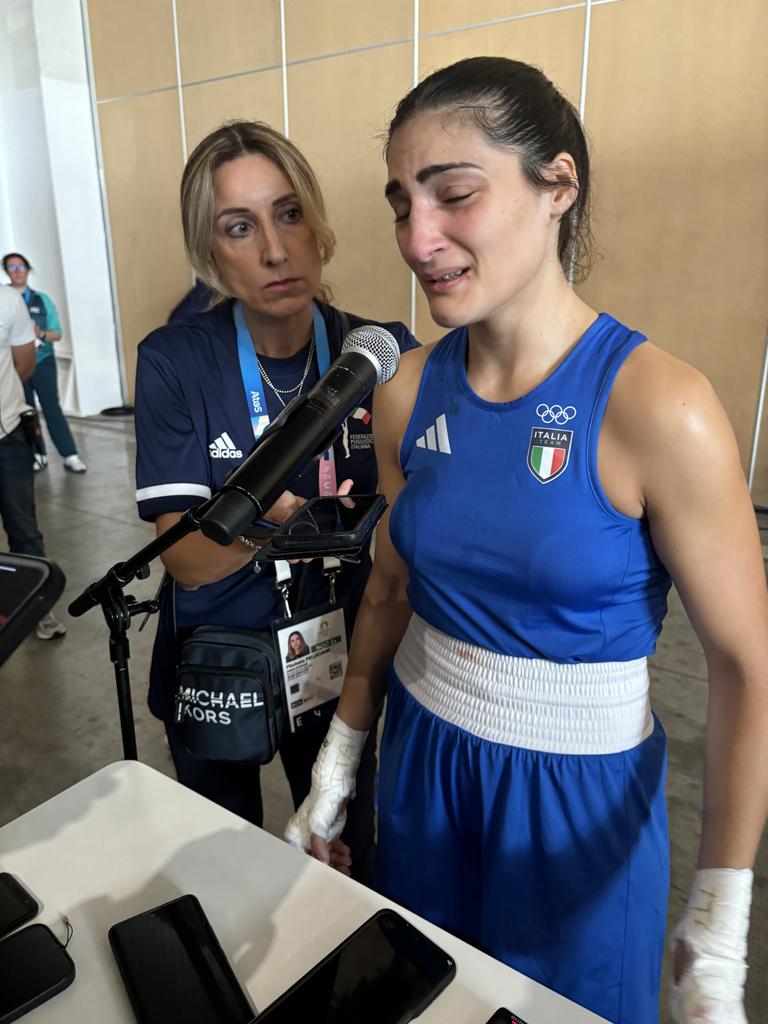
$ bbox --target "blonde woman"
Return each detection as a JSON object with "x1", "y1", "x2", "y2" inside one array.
[{"x1": 134, "y1": 121, "x2": 417, "y2": 882}]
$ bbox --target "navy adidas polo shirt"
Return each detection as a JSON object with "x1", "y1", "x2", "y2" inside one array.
[{"x1": 135, "y1": 300, "x2": 417, "y2": 721}]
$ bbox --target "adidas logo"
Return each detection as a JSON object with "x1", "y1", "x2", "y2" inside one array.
[
  {"x1": 209, "y1": 432, "x2": 243, "y2": 459},
  {"x1": 415, "y1": 413, "x2": 451, "y2": 455}
]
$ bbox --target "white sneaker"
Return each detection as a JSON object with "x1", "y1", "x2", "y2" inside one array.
[
  {"x1": 33, "y1": 453, "x2": 48, "y2": 472},
  {"x1": 63, "y1": 454, "x2": 87, "y2": 473},
  {"x1": 36, "y1": 611, "x2": 67, "y2": 640}
]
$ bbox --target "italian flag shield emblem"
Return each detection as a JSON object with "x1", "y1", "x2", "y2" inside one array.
[{"x1": 527, "y1": 427, "x2": 573, "y2": 483}]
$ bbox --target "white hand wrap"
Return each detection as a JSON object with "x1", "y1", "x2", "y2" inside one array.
[
  {"x1": 671, "y1": 868, "x2": 753, "y2": 1024},
  {"x1": 284, "y1": 714, "x2": 368, "y2": 850}
]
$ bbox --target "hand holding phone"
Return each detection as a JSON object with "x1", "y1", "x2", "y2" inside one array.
[
  {"x1": 272, "y1": 494, "x2": 387, "y2": 552},
  {"x1": 254, "y1": 493, "x2": 387, "y2": 562}
]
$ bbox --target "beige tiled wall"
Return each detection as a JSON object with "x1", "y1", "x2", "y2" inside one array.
[
  {"x1": 285, "y1": 0, "x2": 412, "y2": 61},
  {"x1": 415, "y1": 7, "x2": 586, "y2": 342},
  {"x1": 288, "y1": 42, "x2": 412, "y2": 325},
  {"x1": 183, "y1": 69, "x2": 284, "y2": 154},
  {"x1": 97, "y1": 90, "x2": 191, "y2": 394},
  {"x1": 175, "y1": 0, "x2": 281, "y2": 83},
  {"x1": 88, "y1": 0, "x2": 178, "y2": 99},
  {"x1": 578, "y1": 0, "x2": 768, "y2": 497},
  {"x1": 86, "y1": 0, "x2": 768, "y2": 498}
]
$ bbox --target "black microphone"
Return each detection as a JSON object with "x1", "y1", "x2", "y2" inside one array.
[{"x1": 198, "y1": 325, "x2": 400, "y2": 545}]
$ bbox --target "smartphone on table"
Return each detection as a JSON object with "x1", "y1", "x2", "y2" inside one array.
[
  {"x1": 255, "y1": 908, "x2": 455, "y2": 1023},
  {"x1": 0, "y1": 874, "x2": 38, "y2": 939},
  {"x1": 109, "y1": 894, "x2": 253, "y2": 1024},
  {"x1": 0, "y1": 923, "x2": 75, "y2": 1023},
  {"x1": 253, "y1": 494, "x2": 387, "y2": 561},
  {"x1": 484, "y1": 1010, "x2": 530, "y2": 1023}
]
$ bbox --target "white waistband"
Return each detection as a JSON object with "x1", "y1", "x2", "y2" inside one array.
[{"x1": 392, "y1": 616, "x2": 653, "y2": 755}]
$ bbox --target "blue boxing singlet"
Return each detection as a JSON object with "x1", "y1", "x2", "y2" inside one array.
[
  {"x1": 378, "y1": 313, "x2": 672, "y2": 1024},
  {"x1": 389, "y1": 312, "x2": 672, "y2": 663}
]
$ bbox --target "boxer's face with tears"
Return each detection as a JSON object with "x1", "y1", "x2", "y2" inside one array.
[{"x1": 211, "y1": 153, "x2": 322, "y2": 322}]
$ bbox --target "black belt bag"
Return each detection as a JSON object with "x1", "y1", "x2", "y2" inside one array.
[{"x1": 174, "y1": 626, "x2": 287, "y2": 764}]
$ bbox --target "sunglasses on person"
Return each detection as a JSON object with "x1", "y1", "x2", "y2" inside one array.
[{"x1": 5, "y1": 263, "x2": 27, "y2": 272}]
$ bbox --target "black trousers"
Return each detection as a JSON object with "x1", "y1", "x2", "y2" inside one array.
[
  {"x1": 0, "y1": 425, "x2": 45, "y2": 556},
  {"x1": 165, "y1": 715, "x2": 378, "y2": 886}
]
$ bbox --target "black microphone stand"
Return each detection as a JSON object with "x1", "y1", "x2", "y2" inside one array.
[
  {"x1": 67, "y1": 398, "x2": 317, "y2": 760},
  {"x1": 68, "y1": 499, "x2": 263, "y2": 760}
]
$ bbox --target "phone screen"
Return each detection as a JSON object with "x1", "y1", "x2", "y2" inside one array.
[
  {"x1": 109, "y1": 895, "x2": 253, "y2": 1024},
  {"x1": 257, "y1": 910, "x2": 455, "y2": 1023},
  {"x1": 0, "y1": 873, "x2": 38, "y2": 938},
  {"x1": 281, "y1": 495, "x2": 380, "y2": 542},
  {"x1": 484, "y1": 1011, "x2": 530, "y2": 1024},
  {"x1": 0, "y1": 924, "x2": 74, "y2": 1019}
]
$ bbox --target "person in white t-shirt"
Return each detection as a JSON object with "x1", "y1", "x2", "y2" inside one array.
[{"x1": 0, "y1": 287, "x2": 66, "y2": 639}]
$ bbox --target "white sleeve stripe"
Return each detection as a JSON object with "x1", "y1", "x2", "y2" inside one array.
[{"x1": 135, "y1": 483, "x2": 212, "y2": 502}]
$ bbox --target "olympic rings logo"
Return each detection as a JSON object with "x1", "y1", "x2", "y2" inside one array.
[{"x1": 536, "y1": 403, "x2": 577, "y2": 424}]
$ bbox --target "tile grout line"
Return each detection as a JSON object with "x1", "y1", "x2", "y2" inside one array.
[
  {"x1": 410, "y1": 0, "x2": 420, "y2": 337},
  {"x1": 421, "y1": 0, "x2": 618, "y2": 41},
  {"x1": 577, "y1": 0, "x2": 594, "y2": 123},
  {"x1": 568, "y1": 0, "x2": 593, "y2": 284},
  {"x1": 280, "y1": 0, "x2": 290, "y2": 137},
  {"x1": 170, "y1": 0, "x2": 188, "y2": 166},
  {"x1": 170, "y1": 0, "x2": 196, "y2": 286},
  {"x1": 77, "y1": 0, "x2": 128, "y2": 402}
]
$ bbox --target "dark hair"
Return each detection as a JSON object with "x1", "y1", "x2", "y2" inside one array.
[
  {"x1": 386, "y1": 57, "x2": 593, "y2": 282},
  {"x1": 2, "y1": 252, "x2": 32, "y2": 273}
]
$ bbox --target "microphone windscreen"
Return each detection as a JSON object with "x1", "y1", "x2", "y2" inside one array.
[{"x1": 341, "y1": 325, "x2": 400, "y2": 385}]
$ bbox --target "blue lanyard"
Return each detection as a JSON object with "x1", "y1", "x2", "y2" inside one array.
[{"x1": 234, "y1": 301, "x2": 330, "y2": 441}]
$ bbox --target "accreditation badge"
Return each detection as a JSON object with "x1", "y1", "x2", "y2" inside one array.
[{"x1": 273, "y1": 604, "x2": 348, "y2": 733}]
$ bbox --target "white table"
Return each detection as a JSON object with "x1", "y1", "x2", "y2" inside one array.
[{"x1": 0, "y1": 761, "x2": 609, "y2": 1023}]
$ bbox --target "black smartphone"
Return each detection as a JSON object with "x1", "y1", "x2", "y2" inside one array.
[
  {"x1": 0, "y1": 874, "x2": 39, "y2": 939},
  {"x1": 0, "y1": 923, "x2": 75, "y2": 1023},
  {"x1": 484, "y1": 1011, "x2": 530, "y2": 1024},
  {"x1": 108, "y1": 894, "x2": 254, "y2": 1024},
  {"x1": 255, "y1": 908, "x2": 455, "y2": 1023},
  {"x1": 269, "y1": 494, "x2": 388, "y2": 554},
  {"x1": 0, "y1": 553, "x2": 65, "y2": 666}
]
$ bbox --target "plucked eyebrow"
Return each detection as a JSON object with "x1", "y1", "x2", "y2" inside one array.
[
  {"x1": 215, "y1": 193, "x2": 298, "y2": 219},
  {"x1": 384, "y1": 162, "x2": 483, "y2": 198}
]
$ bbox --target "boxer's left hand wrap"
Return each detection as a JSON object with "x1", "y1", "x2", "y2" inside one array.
[
  {"x1": 284, "y1": 713, "x2": 368, "y2": 852},
  {"x1": 670, "y1": 868, "x2": 753, "y2": 1023}
]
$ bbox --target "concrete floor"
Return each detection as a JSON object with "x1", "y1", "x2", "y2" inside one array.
[{"x1": 1, "y1": 416, "x2": 765, "y2": 1022}]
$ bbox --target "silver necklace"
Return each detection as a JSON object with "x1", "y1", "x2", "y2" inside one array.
[{"x1": 256, "y1": 334, "x2": 315, "y2": 408}]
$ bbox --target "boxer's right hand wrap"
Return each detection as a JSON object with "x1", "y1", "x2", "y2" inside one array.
[
  {"x1": 284, "y1": 713, "x2": 368, "y2": 851},
  {"x1": 670, "y1": 868, "x2": 753, "y2": 1023}
]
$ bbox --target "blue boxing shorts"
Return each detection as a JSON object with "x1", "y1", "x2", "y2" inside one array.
[{"x1": 376, "y1": 661, "x2": 669, "y2": 1024}]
